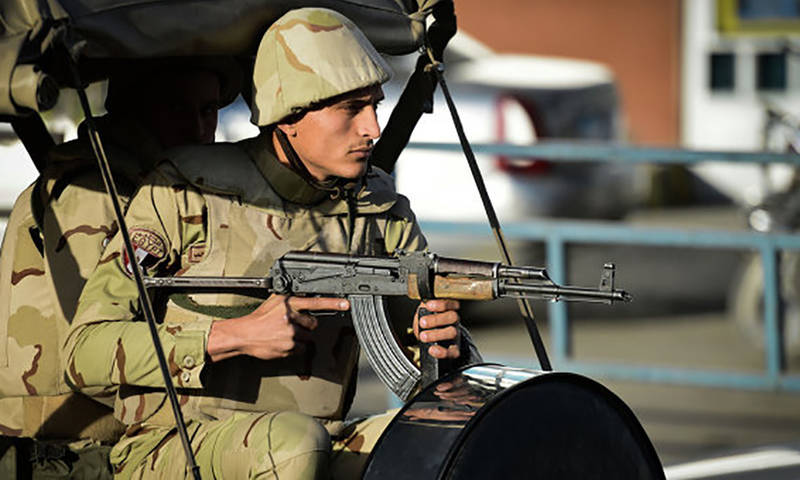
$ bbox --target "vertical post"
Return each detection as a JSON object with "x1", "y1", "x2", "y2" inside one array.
[
  {"x1": 432, "y1": 64, "x2": 551, "y2": 371},
  {"x1": 761, "y1": 245, "x2": 785, "y2": 383},
  {"x1": 547, "y1": 236, "x2": 570, "y2": 366},
  {"x1": 63, "y1": 43, "x2": 201, "y2": 479}
]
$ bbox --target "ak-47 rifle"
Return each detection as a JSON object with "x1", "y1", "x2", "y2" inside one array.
[{"x1": 144, "y1": 250, "x2": 630, "y2": 401}]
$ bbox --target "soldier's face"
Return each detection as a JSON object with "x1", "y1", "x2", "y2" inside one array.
[
  {"x1": 280, "y1": 85, "x2": 383, "y2": 181},
  {"x1": 144, "y1": 70, "x2": 221, "y2": 149}
]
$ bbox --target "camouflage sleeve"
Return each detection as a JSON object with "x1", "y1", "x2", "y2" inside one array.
[{"x1": 64, "y1": 169, "x2": 211, "y2": 391}]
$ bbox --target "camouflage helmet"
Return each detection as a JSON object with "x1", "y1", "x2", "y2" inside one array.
[{"x1": 250, "y1": 8, "x2": 392, "y2": 126}]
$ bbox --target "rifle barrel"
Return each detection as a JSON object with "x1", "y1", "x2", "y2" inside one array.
[
  {"x1": 503, "y1": 283, "x2": 631, "y2": 303},
  {"x1": 143, "y1": 277, "x2": 271, "y2": 290}
]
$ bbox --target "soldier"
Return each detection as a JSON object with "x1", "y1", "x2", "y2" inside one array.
[
  {"x1": 65, "y1": 7, "x2": 479, "y2": 479},
  {"x1": 0, "y1": 58, "x2": 241, "y2": 478}
]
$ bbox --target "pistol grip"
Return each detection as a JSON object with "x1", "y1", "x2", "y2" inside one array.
[{"x1": 419, "y1": 306, "x2": 455, "y2": 388}]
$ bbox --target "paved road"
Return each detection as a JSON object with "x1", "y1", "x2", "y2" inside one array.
[{"x1": 349, "y1": 311, "x2": 800, "y2": 469}]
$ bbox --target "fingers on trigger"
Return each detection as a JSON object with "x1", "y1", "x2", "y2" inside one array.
[{"x1": 290, "y1": 296, "x2": 350, "y2": 312}]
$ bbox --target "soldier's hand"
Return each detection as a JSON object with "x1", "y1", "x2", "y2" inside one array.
[
  {"x1": 413, "y1": 299, "x2": 461, "y2": 360},
  {"x1": 207, "y1": 294, "x2": 349, "y2": 362}
]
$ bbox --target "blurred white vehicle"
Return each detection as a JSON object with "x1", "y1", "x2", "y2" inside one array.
[
  {"x1": 382, "y1": 32, "x2": 643, "y2": 223},
  {"x1": 691, "y1": 105, "x2": 800, "y2": 213}
]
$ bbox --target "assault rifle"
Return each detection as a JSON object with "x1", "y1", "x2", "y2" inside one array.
[{"x1": 144, "y1": 250, "x2": 630, "y2": 401}]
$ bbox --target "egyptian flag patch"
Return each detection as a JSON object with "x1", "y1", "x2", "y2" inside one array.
[{"x1": 122, "y1": 228, "x2": 167, "y2": 275}]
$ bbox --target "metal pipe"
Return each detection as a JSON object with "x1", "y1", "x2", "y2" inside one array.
[
  {"x1": 407, "y1": 141, "x2": 800, "y2": 166},
  {"x1": 64, "y1": 47, "x2": 201, "y2": 480},
  {"x1": 431, "y1": 62, "x2": 552, "y2": 372}
]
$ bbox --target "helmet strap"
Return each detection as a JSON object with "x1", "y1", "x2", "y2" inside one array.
[{"x1": 275, "y1": 128, "x2": 358, "y2": 199}]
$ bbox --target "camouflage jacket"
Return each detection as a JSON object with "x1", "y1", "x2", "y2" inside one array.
[
  {"x1": 65, "y1": 132, "x2": 429, "y2": 427},
  {"x1": 0, "y1": 116, "x2": 161, "y2": 440}
]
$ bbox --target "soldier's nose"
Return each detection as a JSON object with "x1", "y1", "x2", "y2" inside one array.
[{"x1": 359, "y1": 106, "x2": 381, "y2": 139}]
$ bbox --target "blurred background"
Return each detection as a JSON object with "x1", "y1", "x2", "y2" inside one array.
[
  {"x1": 2, "y1": 0, "x2": 800, "y2": 477},
  {"x1": 365, "y1": 1, "x2": 800, "y2": 476}
]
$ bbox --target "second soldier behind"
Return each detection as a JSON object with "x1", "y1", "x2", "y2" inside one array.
[{"x1": 0, "y1": 57, "x2": 241, "y2": 477}]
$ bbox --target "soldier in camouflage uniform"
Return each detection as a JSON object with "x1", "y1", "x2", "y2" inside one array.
[
  {"x1": 0, "y1": 59, "x2": 241, "y2": 477},
  {"x1": 65, "y1": 7, "x2": 478, "y2": 479}
]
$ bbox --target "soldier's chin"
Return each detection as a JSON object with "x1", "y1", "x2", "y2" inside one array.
[{"x1": 339, "y1": 161, "x2": 369, "y2": 179}]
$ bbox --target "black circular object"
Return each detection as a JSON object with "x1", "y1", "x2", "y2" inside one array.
[
  {"x1": 363, "y1": 364, "x2": 664, "y2": 480},
  {"x1": 36, "y1": 73, "x2": 59, "y2": 112}
]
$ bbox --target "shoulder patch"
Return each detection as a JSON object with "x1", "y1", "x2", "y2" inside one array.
[{"x1": 122, "y1": 228, "x2": 167, "y2": 275}]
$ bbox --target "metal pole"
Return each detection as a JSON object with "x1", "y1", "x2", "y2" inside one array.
[
  {"x1": 64, "y1": 52, "x2": 202, "y2": 480},
  {"x1": 547, "y1": 236, "x2": 570, "y2": 365},
  {"x1": 761, "y1": 245, "x2": 786, "y2": 383},
  {"x1": 430, "y1": 62, "x2": 552, "y2": 371}
]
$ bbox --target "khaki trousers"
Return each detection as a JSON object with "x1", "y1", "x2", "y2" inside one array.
[{"x1": 110, "y1": 410, "x2": 396, "y2": 479}]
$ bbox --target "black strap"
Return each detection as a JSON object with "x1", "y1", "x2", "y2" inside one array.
[
  {"x1": 28, "y1": 177, "x2": 46, "y2": 257},
  {"x1": 345, "y1": 189, "x2": 357, "y2": 253},
  {"x1": 430, "y1": 62, "x2": 552, "y2": 372},
  {"x1": 371, "y1": 55, "x2": 436, "y2": 174},
  {"x1": 275, "y1": 128, "x2": 346, "y2": 198},
  {"x1": 62, "y1": 39, "x2": 202, "y2": 480}
]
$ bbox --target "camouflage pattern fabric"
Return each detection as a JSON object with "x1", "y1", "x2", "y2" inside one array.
[
  {"x1": 66, "y1": 131, "x2": 424, "y2": 420},
  {"x1": 0, "y1": 114, "x2": 163, "y2": 441},
  {"x1": 64, "y1": 132, "x2": 427, "y2": 478},
  {"x1": 328, "y1": 410, "x2": 397, "y2": 479},
  {"x1": 107, "y1": 409, "x2": 397, "y2": 480},
  {"x1": 111, "y1": 412, "x2": 330, "y2": 479},
  {"x1": 251, "y1": 7, "x2": 391, "y2": 126}
]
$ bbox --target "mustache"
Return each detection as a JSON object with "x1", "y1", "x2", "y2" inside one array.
[{"x1": 350, "y1": 140, "x2": 374, "y2": 152}]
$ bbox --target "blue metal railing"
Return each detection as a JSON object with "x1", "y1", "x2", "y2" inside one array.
[
  {"x1": 408, "y1": 141, "x2": 800, "y2": 392},
  {"x1": 409, "y1": 141, "x2": 800, "y2": 165}
]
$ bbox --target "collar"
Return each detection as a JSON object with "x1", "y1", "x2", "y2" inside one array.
[
  {"x1": 244, "y1": 132, "x2": 334, "y2": 206},
  {"x1": 162, "y1": 133, "x2": 398, "y2": 217}
]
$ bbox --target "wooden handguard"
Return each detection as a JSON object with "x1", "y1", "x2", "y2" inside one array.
[{"x1": 407, "y1": 274, "x2": 495, "y2": 300}]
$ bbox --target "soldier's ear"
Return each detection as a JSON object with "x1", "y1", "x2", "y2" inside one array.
[{"x1": 276, "y1": 123, "x2": 298, "y2": 137}]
